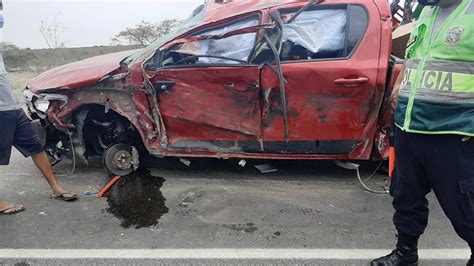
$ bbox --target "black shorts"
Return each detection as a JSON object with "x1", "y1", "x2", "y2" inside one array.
[{"x1": 0, "y1": 109, "x2": 44, "y2": 165}]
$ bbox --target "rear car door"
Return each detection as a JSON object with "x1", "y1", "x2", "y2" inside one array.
[
  {"x1": 260, "y1": 3, "x2": 382, "y2": 158},
  {"x1": 152, "y1": 15, "x2": 263, "y2": 152}
]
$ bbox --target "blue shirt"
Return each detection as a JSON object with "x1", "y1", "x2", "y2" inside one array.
[{"x1": 0, "y1": 52, "x2": 21, "y2": 111}]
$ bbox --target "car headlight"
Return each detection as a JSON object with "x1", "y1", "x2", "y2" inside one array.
[
  {"x1": 33, "y1": 97, "x2": 50, "y2": 113},
  {"x1": 23, "y1": 89, "x2": 69, "y2": 115}
]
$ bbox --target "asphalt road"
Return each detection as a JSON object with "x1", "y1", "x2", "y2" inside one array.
[{"x1": 0, "y1": 150, "x2": 470, "y2": 265}]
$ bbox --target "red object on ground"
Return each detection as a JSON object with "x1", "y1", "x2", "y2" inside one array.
[
  {"x1": 97, "y1": 176, "x2": 122, "y2": 198},
  {"x1": 389, "y1": 147, "x2": 396, "y2": 180}
]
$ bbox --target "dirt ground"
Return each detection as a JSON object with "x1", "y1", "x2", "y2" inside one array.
[{"x1": 8, "y1": 71, "x2": 39, "y2": 101}]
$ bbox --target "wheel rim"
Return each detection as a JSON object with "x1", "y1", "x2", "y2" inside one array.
[{"x1": 103, "y1": 143, "x2": 139, "y2": 176}]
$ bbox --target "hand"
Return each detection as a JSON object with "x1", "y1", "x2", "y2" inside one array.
[
  {"x1": 390, "y1": 94, "x2": 398, "y2": 113},
  {"x1": 390, "y1": 65, "x2": 405, "y2": 114}
]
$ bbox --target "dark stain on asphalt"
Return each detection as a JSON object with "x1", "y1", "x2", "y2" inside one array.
[
  {"x1": 104, "y1": 169, "x2": 169, "y2": 229},
  {"x1": 14, "y1": 262, "x2": 30, "y2": 266},
  {"x1": 222, "y1": 223, "x2": 258, "y2": 233}
]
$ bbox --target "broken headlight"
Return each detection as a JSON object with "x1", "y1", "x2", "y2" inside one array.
[
  {"x1": 33, "y1": 97, "x2": 50, "y2": 113},
  {"x1": 23, "y1": 89, "x2": 68, "y2": 117}
]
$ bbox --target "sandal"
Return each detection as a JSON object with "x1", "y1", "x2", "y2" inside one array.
[
  {"x1": 0, "y1": 203, "x2": 25, "y2": 215},
  {"x1": 51, "y1": 191, "x2": 78, "y2": 202}
]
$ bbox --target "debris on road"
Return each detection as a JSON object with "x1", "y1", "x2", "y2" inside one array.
[
  {"x1": 254, "y1": 164, "x2": 278, "y2": 174},
  {"x1": 238, "y1": 159, "x2": 247, "y2": 168},
  {"x1": 179, "y1": 158, "x2": 191, "y2": 167},
  {"x1": 335, "y1": 160, "x2": 389, "y2": 195},
  {"x1": 83, "y1": 191, "x2": 98, "y2": 196},
  {"x1": 97, "y1": 176, "x2": 122, "y2": 198}
]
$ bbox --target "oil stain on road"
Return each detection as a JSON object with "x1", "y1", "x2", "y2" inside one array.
[{"x1": 104, "y1": 169, "x2": 169, "y2": 229}]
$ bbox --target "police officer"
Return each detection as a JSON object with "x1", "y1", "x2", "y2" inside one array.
[
  {"x1": 370, "y1": 0, "x2": 474, "y2": 265},
  {"x1": 0, "y1": 2, "x2": 77, "y2": 214}
]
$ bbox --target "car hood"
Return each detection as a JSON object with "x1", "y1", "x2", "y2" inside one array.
[{"x1": 27, "y1": 49, "x2": 141, "y2": 93}]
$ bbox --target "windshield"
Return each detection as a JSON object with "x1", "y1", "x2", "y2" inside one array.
[
  {"x1": 161, "y1": 16, "x2": 260, "y2": 66},
  {"x1": 122, "y1": 3, "x2": 206, "y2": 65}
]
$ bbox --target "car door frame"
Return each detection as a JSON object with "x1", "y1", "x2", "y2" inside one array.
[
  {"x1": 259, "y1": 2, "x2": 386, "y2": 159},
  {"x1": 149, "y1": 13, "x2": 266, "y2": 154}
]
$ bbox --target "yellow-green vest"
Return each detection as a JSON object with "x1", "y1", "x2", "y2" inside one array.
[{"x1": 395, "y1": 0, "x2": 474, "y2": 136}]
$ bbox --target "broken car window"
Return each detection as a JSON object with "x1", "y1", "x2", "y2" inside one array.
[
  {"x1": 124, "y1": 4, "x2": 206, "y2": 66},
  {"x1": 281, "y1": 7, "x2": 347, "y2": 61},
  {"x1": 278, "y1": 5, "x2": 369, "y2": 62},
  {"x1": 161, "y1": 16, "x2": 260, "y2": 66}
]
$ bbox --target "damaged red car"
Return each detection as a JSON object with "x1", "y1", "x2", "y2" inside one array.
[{"x1": 24, "y1": 0, "x2": 401, "y2": 175}]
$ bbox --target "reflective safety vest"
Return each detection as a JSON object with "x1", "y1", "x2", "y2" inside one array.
[{"x1": 394, "y1": 0, "x2": 474, "y2": 136}]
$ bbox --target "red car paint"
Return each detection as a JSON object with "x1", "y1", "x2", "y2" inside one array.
[
  {"x1": 27, "y1": 50, "x2": 139, "y2": 93},
  {"x1": 25, "y1": 0, "x2": 402, "y2": 166}
]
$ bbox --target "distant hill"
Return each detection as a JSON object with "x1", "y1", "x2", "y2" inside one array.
[{"x1": 3, "y1": 45, "x2": 142, "y2": 72}]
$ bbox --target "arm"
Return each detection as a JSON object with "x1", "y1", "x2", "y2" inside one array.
[{"x1": 390, "y1": 63, "x2": 405, "y2": 113}]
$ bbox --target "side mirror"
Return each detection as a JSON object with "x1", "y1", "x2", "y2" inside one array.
[
  {"x1": 143, "y1": 51, "x2": 161, "y2": 71},
  {"x1": 144, "y1": 61, "x2": 156, "y2": 71}
]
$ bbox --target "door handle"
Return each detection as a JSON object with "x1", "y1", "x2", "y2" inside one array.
[
  {"x1": 334, "y1": 77, "x2": 369, "y2": 87},
  {"x1": 224, "y1": 82, "x2": 259, "y2": 91},
  {"x1": 224, "y1": 82, "x2": 235, "y2": 89},
  {"x1": 154, "y1": 81, "x2": 176, "y2": 94},
  {"x1": 247, "y1": 82, "x2": 259, "y2": 90}
]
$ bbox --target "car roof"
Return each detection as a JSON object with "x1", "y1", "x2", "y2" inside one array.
[
  {"x1": 201, "y1": 0, "x2": 375, "y2": 23},
  {"x1": 203, "y1": 0, "x2": 311, "y2": 22}
]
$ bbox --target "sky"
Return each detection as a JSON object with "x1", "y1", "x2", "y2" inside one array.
[
  {"x1": 1, "y1": 0, "x2": 403, "y2": 49},
  {"x1": 0, "y1": 0, "x2": 204, "y2": 49}
]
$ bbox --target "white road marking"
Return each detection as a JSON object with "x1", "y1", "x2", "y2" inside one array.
[{"x1": 0, "y1": 249, "x2": 470, "y2": 260}]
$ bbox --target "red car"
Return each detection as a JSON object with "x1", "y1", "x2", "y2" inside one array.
[{"x1": 24, "y1": 0, "x2": 402, "y2": 175}]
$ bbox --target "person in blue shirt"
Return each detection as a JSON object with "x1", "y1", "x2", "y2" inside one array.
[{"x1": 0, "y1": 5, "x2": 77, "y2": 214}]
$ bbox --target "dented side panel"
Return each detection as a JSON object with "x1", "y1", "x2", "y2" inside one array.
[
  {"x1": 260, "y1": 1, "x2": 385, "y2": 160},
  {"x1": 155, "y1": 67, "x2": 262, "y2": 147},
  {"x1": 47, "y1": 86, "x2": 160, "y2": 152}
]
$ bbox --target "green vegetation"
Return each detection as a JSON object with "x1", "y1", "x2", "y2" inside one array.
[{"x1": 3, "y1": 44, "x2": 141, "y2": 72}]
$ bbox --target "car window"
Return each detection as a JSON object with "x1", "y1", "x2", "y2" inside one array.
[
  {"x1": 347, "y1": 5, "x2": 369, "y2": 55},
  {"x1": 280, "y1": 5, "x2": 368, "y2": 61},
  {"x1": 161, "y1": 16, "x2": 260, "y2": 66}
]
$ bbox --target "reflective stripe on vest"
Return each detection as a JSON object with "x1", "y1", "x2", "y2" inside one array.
[
  {"x1": 408, "y1": 59, "x2": 474, "y2": 104},
  {"x1": 399, "y1": 59, "x2": 420, "y2": 98}
]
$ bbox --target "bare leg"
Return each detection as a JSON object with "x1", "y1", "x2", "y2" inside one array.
[{"x1": 31, "y1": 152, "x2": 69, "y2": 196}]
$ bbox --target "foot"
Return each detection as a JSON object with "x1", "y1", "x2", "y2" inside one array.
[
  {"x1": 52, "y1": 191, "x2": 78, "y2": 201},
  {"x1": 0, "y1": 200, "x2": 25, "y2": 215},
  {"x1": 52, "y1": 186, "x2": 78, "y2": 201},
  {"x1": 370, "y1": 249, "x2": 418, "y2": 266}
]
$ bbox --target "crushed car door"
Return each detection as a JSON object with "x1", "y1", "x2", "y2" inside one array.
[
  {"x1": 258, "y1": 4, "x2": 381, "y2": 157},
  {"x1": 151, "y1": 15, "x2": 263, "y2": 151}
]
